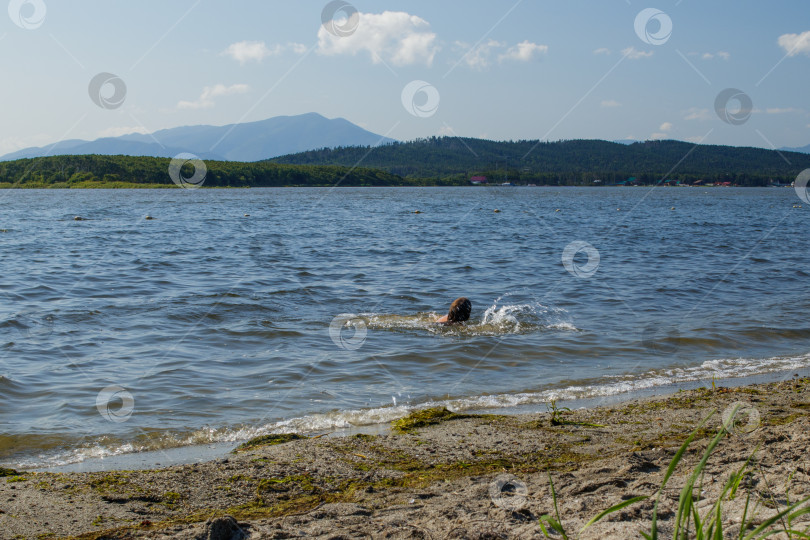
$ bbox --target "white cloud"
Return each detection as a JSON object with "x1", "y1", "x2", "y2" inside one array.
[
  {"x1": 593, "y1": 47, "x2": 611, "y2": 55},
  {"x1": 177, "y1": 83, "x2": 250, "y2": 109},
  {"x1": 498, "y1": 40, "x2": 548, "y2": 62},
  {"x1": 223, "y1": 41, "x2": 279, "y2": 64},
  {"x1": 601, "y1": 100, "x2": 621, "y2": 108},
  {"x1": 699, "y1": 51, "x2": 730, "y2": 60},
  {"x1": 778, "y1": 31, "x2": 810, "y2": 56},
  {"x1": 437, "y1": 125, "x2": 454, "y2": 136},
  {"x1": 97, "y1": 126, "x2": 149, "y2": 138},
  {"x1": 621, "y1": 46, "x2": 653, "y2": 59},
  {"x1": 455, "y1": 39, "x2": 504, "y2": 70},
  {"x1": 455, "y1": 39, "x2": 547, "y2": 69},
  {"x1": 660, "y1": 121, "x2": 673, "y2": 132},
  {"x1": 317, "y1": 11, "x2": 438, "y2": 66},
  {"x1": 765, "y1": 107, "x2": 801, "y2": 114},
  {"x1": 684, "y1": 107, "x2": 711, "y2": 121},
  {"x1": 222, "y1": 41, "x2": 306, "y2": 64}
]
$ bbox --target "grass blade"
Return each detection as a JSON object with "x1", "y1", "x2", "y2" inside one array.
[
  {"x1": 743, "y1": 495, "x2": 810, "y2": 539},
  {"x1": 580, "y1": 495, "x2": 649, "y2": 533},
  {"x1": 649, "y1": 410, "x2": 716, "y2": 540},
  {"x1": 539, "y1": 515, "x2": 567, "y2": 538},
  {"x1": 674, "y1": 412, "x2": 726, "y2": 540},
  {"x1": 544, "y1": 472, "x2": 569, "y2": 540}
]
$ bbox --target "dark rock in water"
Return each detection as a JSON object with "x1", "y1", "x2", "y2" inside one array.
[
  {"x1": 73, "y1": 216, "x2": 86, "y2": 221},
  {"x1": 0, "y1": 467, "x2": 19, "y2": 477},
  {"x1": 144, "y1": 215, "x2": 154, "y2": 220},
  {"x1": 199, "y1": 515, "x2": 245, "y2": 540}
]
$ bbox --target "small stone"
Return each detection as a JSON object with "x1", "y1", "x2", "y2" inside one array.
[
  {"x1": 201, "y1": 515, "x2": 245, "y2": 540},
  {"x1": 144, "y1": 215, "x2": 154, "y2": 220}
]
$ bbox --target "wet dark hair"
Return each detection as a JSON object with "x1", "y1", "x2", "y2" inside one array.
[{"x1": 446, "y1": 297, "x2": 472, "y2": 323}]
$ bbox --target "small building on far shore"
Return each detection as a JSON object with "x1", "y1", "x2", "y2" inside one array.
[{"x1": 470, "y1": 176, "x2": 487, "y2": 185}]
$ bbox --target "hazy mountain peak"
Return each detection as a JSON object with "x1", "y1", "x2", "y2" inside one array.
[{"x1": 1, "y1": 113, "x2": 396, "y2": 162}]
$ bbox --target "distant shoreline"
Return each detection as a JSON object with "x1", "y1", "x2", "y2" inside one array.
[{"x1": 0, "y1": 183, "x2": 797, "y2": 189}]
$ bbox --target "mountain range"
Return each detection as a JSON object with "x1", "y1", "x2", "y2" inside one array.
[
  {"x1": 3, "y1": 112, "x2": 808, "y2": 167},
  {"x1": 780, "y1": 143, "x2": 810, "y2": 154},
  {"x1": 0, "y1": 113, "x2": 396, "y2": 162}
]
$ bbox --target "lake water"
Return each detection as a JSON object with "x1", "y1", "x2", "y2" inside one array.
[{"x1": 1, "y1": 186, "x2": 809, "y2": 470}]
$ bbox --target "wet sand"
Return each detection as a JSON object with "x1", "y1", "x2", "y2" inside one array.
[{"x1": 2, "y1": 376, "x2": 809, "y2": 539}]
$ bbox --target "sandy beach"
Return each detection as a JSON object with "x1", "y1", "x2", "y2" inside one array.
[{"x1": 2, "y1": 376, "x2": 809, "y2": 539}]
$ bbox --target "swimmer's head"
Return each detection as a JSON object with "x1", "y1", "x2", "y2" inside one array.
[{"x1": 446, "y1": 297, "x2": 472, "y2": 323}]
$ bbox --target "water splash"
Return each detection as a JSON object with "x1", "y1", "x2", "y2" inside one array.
[{"x1": 361, "y1": 294, "x2": 577, "y2": 337}]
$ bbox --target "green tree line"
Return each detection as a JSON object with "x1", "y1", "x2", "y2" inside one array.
[
  {"x1": 2, "y1": 137, "x2": 809, "y2": 188},
  {"x1": 0, "y1": 154, "x2": 404, "y2": 188},
  {"x1": 269, "y1": 137, "x2": 810, "y2": 186}
]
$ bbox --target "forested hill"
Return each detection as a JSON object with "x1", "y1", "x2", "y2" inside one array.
[
  {"x1": 0, "y1": 154, "x2": 403, "y2": 188},
  {"x1": 3, "y1": 139, "x2": 809, "y2": 188},
  {"x1": 269, "y1": 137, "x2": 810, "y2": 186}
]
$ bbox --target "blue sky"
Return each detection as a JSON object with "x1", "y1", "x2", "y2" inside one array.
[{"x1": 2, "y1": 0, "x2": 809, "y2": 154}]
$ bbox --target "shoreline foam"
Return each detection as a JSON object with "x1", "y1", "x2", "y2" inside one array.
[
  {"x1": 16, "y1": 357, "x2": 809, "y2": 474},
  {"x1": 2, "y1": 375, "x2": 809, "y2": 538}
]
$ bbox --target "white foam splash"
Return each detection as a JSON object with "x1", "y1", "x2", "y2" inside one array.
[
  {"x1": 16, "y1": 351, "x2": 810, "y2": 470},
  {"x1": 362, "y1": 296, "x2": 577, "y2": 337}
]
